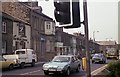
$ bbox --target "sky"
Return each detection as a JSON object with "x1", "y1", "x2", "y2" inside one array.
[{"x1": 19, "y1": 0, "x2": 119, "y2": 43}]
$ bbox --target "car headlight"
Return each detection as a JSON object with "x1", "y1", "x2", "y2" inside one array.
[
  {"x1": 100, "y1": 58, "x2": 103, "y2": 61},
  {"x1": 43, "y1": 65, "x2": 49, "y2": 70},
  {"x1": 57, "y1": 66, "x2": 64, "y2": 71}
]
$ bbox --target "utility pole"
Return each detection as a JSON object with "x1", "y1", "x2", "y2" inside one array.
[
  {"x1": 0, "y1": 2, "x2": 2, "y2": 55},
  {"x1": 83, "y1": 0, "x2": 91, "y2": 77}
]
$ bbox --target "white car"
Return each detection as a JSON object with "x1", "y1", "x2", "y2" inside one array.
[
  {"x1": 42, "y1": 55, "x2": 81, "y2": 76},
  {"x1": 92, "y1": 53, "x2": 106, "y2": 64}
]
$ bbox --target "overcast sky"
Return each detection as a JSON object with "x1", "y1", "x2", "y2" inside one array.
[{"x1": 19, "y1": 0, "x2": 119, "y2": 43}]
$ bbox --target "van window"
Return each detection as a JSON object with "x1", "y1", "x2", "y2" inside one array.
[{"x1": 16, "y1": 51, "x2": 25, "y2": 54}]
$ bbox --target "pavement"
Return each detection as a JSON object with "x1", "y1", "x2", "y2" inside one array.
[
  {"x1": 91, "y1": 64, "x2": 108, "y2": 75},
  {"x1": 78, "y1": 64, "x2": 109, "y2": 77}
]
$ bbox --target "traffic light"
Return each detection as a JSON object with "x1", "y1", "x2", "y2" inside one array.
[
  {"x1": 64, "y1": 0, "x2": 81, "y2": 28},
  {"x1": 54, "y1": 0, "x2": 81, "y2": 28},
  {"x1": 54, "y1": 0, "x2": 71, "y2": 24}
]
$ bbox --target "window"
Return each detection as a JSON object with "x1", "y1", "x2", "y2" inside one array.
[
  {"x1": 15, "y1": 41, "x2": 19, "y2": 50},
  {"x1": 46, "y1": 22, "x2": 51, "y2": 29},
  {"x1": 47, "y1": 24, "x2": 49, "y2": 29},
  {"x1": 2, "y1": 41, "x2": 6, "y2": 54},
  {"x1": 41, "y1": 19, "x2": 44, "y2": 31},
  {"x1": 16, "y1": 51, "x2": 25, "y2": 54},
  {"x1": 2, "y1": 22, "x2": 6, "y2": 33}
]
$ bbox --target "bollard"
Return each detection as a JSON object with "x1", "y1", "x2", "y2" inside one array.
[{"x1": 82, "y1": 57, "x2": 87, "y2": 70}]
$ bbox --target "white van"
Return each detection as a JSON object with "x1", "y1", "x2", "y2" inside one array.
[{"x1": 3, "y1": 49, "x2": 37, "y2": 68}]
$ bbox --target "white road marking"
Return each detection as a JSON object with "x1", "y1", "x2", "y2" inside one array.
[
  {"x1": 91, "y1": 64, "x2": 108, "y2": 75},
  {"x1": 20, "y1": 70, "x2": 41, "y2": 75}
]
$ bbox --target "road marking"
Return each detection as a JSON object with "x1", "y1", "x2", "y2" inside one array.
[
  {"x1": 91, "y1": 64, "x2": 108, "y2": 75},
  {"x1": 20, "y1": 70, "x2": 41, "y2": 75}
]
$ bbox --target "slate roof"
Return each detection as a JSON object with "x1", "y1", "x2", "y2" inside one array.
[{"x1": 95, "y1": 41, "x2": 116, "y2": 45}]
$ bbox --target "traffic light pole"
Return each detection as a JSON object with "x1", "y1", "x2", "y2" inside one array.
[{"x1": 83, "y1": 0, "x2": 91, "y2": 77}]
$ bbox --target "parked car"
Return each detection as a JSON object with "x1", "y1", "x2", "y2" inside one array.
[
  {"x1": 0, "y1": 56, "x2": 15, "y2": 70},
  {"x1": 92, "y1": 53, "x2": 106, "y2": 64},
  {"x1": 42, "y1": 55, "x2": 81, "y2": 76}
]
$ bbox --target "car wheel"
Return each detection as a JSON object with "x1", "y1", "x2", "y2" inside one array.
[
  {"x1": 92, "y1": 60, "x2": 94, "y2": 63},
  {"x1": 102, "y1": 60, "x2": 104, "y2": 64},
  {"x1": 104, "y1": 60, "x2": 106, "y2": 64},
  {"x1": 76, "y1": 65, "x2": 80, "y2": 72},
  {"x1": 20, "y1": 62, "x2": 25, "y2": 69},
  {"x1": 9, "y1": 64, "x2": 14, "y2": 70},
  {"x1": 66, "y1": 68, "x2": 70, "y2": 76},
  {"x1": 44, "y1": 71, "x2": 49, "y2": 75}
]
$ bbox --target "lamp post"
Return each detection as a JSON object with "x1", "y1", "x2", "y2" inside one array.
[
  {"x1": 92, "y1": 31, "x2": 99, "y2": 52},
  {"x1": 93, "y1": 31, "x2": 99, "y2": 42}
]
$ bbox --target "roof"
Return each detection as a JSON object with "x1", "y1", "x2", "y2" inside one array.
[
  {"x1": 55, "y1": 55, "x2": 75, "y2": 57},
  {"x1": 15, "y1": 49, "x2": 34, "y2": 51},
  {"x1": 95, "y1": 41, "x2": 116, "y2": 45}
]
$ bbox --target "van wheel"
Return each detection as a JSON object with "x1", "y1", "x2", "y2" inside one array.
[
  {"x1": 20, "y1": 63, "x2": 25, "y2": 69},
  {"x1": 31, "y1": 60, "x2": 35, "y2": 67},
  {"x1": 9, "y1": 64, "x2": 14, "y2": 70}
]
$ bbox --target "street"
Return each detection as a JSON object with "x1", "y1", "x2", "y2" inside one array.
[
  {"x1": 1, "y1": 59, "x2": 113, "y2": 77},
  {"x1": 1, "y1": 1, "x2": 120, "y2": 77}
]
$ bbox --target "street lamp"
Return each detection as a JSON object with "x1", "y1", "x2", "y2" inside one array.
[
  {"x1": 93, "y1": 31, "x2": 99, "y2": 42},
  {"x1": 92, "y1": 31, "x2": 99, "y2": 52}
]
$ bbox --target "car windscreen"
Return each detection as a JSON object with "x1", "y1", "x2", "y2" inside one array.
[
  {"x1": 16, "y1": 51, "x2": 25, "y2": 54},
  {"x1": 94, "y1": 54, "x2": 101, "y2": 58},
  {"x1": 52, "y1": 56, "x2": 70, "y2": 62}
]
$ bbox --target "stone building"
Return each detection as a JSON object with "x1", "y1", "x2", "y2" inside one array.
[
  {"x1": 55, "y1": 27, "x2": 85, "y2": 56},
  {"x1": 23, "y1": 2, "x2": 56, "y2": 61},
  {"x1": 2, "y1": 13, "x2": 13, "y2": 54},
  {"x1": 96, "y1": 41, "x2": 117, "y2": 53},
  {"x1": 74, "y1": 33, "x2": 86, "y2": 57},
  {"x1": 1, "y1": 2, "x2": 31, "y2": 54},
  {"x1": 1, "y1": 2, "x2": 56, "y2": 62}
]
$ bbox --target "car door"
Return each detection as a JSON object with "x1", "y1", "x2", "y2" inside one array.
[
  {"x1": 0, "y1": 58, "x2": 5, "y2": 68},
  {"x1": 2, "y1": 58, "x2": 9, "y2": 68}
]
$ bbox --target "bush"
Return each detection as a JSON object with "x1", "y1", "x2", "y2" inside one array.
[{"x1": 107, "y1": 60, "x2": 120, "y2": 77}]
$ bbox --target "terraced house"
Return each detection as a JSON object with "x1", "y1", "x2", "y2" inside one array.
[
  {"x1": 1, "y1": 1, "x2": 101, "y2": 62},
  {"x1": 1, "y1": 2, "x2": 31, "y2": 55},
  {"x1": 1, "y1": 2, "x2": 56, "y2": 61}
]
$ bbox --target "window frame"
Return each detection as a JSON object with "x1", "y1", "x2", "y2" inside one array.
[{"x1": 2, "y1": 21, "x2": 7, "y2": 33}]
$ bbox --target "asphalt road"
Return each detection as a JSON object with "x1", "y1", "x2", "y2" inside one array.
[{"x1": 1, "y1": 59, "x2": 114, "y2": 77}]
